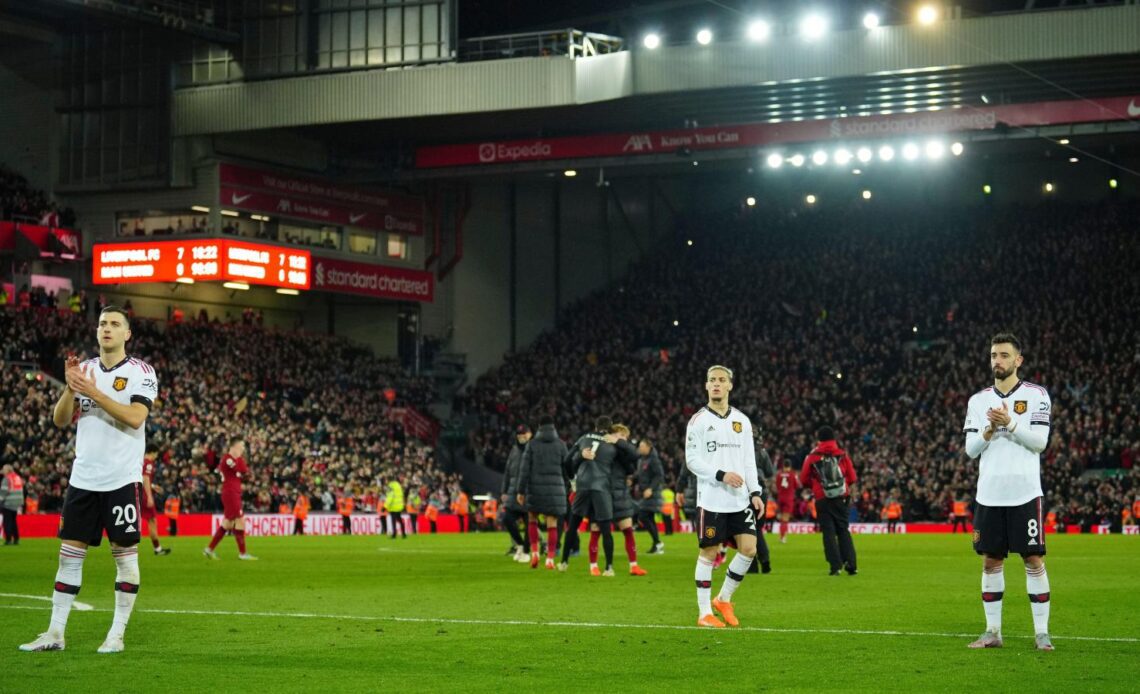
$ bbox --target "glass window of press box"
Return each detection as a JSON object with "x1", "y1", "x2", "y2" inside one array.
[{"x1": 176, "y1": 0, "x2": 454, "y2": 86}]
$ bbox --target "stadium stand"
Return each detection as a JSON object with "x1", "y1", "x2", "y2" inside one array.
[{"x1": 460, "y1": 200, "x2": 1140, "y2": 527}]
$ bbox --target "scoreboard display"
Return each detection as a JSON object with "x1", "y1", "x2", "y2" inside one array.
[{"x1": 92, "y1": 240, "x2": 310, "y2": 290}]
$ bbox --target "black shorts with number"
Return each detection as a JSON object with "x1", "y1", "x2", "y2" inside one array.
[
  {"x1": 59, "y1": 483, "x2": 142, "y2": 547},
  {"x1": 571, "y1": 489, "x2": 614, "y2": 523},
  {"x1": 972, "y1": 496, "x2": 1046, "y2": 558},
  {"x1": 695, "y1": 506, "x2": 758, "y2": 548}
]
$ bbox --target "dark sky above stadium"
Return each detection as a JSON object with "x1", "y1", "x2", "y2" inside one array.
[{"x1": 459, "y1": 1, "x2": 1050, "y2": 39}]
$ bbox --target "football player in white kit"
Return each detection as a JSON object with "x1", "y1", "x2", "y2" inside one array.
[
  {"x1": 963, "y1": 333, "x2": 1053, "y2": 651},
  {"x1": 20, "y1": 305, "x2": 158, "y2": 654},
  {"x1": 685, "y1": 365, "x2": 763, "y2": 628}
]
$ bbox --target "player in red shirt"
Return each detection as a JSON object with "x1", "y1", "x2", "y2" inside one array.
[
  {"x1": 203, "y1": 438, "x2": 257, "y2": 560},
  {"x1": 140, "y1": 444, "x2": 171, "y2": 556},
  {"x1": 774, "y1": 459, "x2": 800, "y2": 543}
]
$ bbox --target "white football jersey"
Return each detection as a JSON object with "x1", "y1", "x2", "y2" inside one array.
[
  {"x1": 71, "y1": 356, "x2": 158, "y2": 492},
  {"x1": 685, "y1": 406, "x2": 760, "y2": 513},
  {"x1": 963, "y1": 380, "x2": 1051, "y2": 507}
]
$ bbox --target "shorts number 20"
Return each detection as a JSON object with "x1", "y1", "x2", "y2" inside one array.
[{"x1": 112, "y1": 504, "x2": 137, "y2": 527}]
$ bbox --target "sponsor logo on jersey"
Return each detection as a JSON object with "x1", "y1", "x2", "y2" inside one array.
[
  {"x1": 732, "y1": 421, "x2": 743, "y2": 433},
  {"x1": 1013, "y1": 400, "x2": 1027, "y2": 414},
  {"x1": 113, "y1": 377, "x2": 128, "y2": 392}
]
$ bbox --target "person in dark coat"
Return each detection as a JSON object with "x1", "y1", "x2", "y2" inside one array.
[
  {"x1": 559, "y1": 415, "x2": 622, "y2": 575},
  {"x1": 635, "y1": 438, "x2": 666, "y2": 554},
  {"x1": 592, "y1": 424, "x2": 644, "y2": 575},
  {"x1": 750, "y1": 438, "x2": 776, "y2": 574},
  {"x1": 501, "y1": 425, "x2": 532, "y2": 561},
  {"x1": 516, "y1": 416, "x2": 568, "y2": 569}
]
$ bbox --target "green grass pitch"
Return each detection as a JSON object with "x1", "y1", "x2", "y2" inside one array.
[{"x1": 1, "y1": 531, "x2": 1137, "y2": 692}]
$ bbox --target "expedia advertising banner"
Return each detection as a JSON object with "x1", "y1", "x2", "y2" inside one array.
[{"x1": 312, "y1": 256, "x2": 434, "y2": 303}]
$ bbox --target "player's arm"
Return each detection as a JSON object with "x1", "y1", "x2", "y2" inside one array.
[
  {"x1": 963, "y1": 398, "x2": 990, "y2": 459},
  {"x1": 614, "y1": 439, "x2": 638, "y2": 474},
  {"x1": 684, "y1": 419, "x2": 719, "y2": 482},
  {"x1": 1009, "y1": 390, "x2": 1051, "y2": 453},
  {"x1": 142, "y1": 473, "x2": 155, "y2": 508},
  {"x1": 52, "y1": 385, "x2": 77, "y2": 428}
]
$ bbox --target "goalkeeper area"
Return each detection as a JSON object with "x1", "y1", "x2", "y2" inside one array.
[{"x1": 2, "y1": 534, "x2": 1137, "y2": 691}]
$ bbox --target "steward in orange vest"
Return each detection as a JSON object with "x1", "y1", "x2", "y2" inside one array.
[
  {"x1": 293, "y1": 493, "x2": 310, "y2": 535},
  {"x1": 164, "y1": 496, "x2": 181, "y2": 536},
  {"x1": 337, "y1": 495, "x2": 354, "y2": 535}
]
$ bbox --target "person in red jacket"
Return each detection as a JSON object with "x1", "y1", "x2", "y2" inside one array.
[{"x1": 800, "y1": 426, "x2": 858, "y2": 576}]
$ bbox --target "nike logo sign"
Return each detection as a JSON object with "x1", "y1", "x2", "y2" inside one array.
[
  {"x1": 231, "y1": 193, "x2": 253, "y2": 205},
  {"x1": 1129, "y1": 99, "x2": 1140, "y2": 118},
  {"x1": 349, "y1": 213, "x2": 367, "y2": 224}
]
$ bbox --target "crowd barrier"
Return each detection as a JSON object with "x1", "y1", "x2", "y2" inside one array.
[{"x1": 8, "y1": 515, "x2": 1136, "y2": 538}]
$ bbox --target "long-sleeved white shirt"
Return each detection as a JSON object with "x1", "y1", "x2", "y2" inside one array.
[
  {"x1": 963, "y1": 380, "x2": 1051, "y2": 507},
  {"x1": 685, "y1": 405, "x2": 760, "y2": 513}
]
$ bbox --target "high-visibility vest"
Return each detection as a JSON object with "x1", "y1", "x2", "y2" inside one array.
[
  {"x1": 765, "y1": 499, "x2": 777, "y2": 519},
  {"x1": 483, "y1": 499, "x2": 498, "y2": 519},
  {"x1": 453, "y1": 493, "x2": 469, "y2": 515},
  {"x1": 953, "y1": 501, "x2": 968, "y2": 516},
  {"x1": 808, "y1": 499, "x2": 817, "y2": 519},
  {"x1": 164, "y1": 497, "x2": 180, "y2": 518},
  {"x1": 1121, "y1": 508, "x2": 1132, "y2": 525},
  {"x1": 424, "y1": 504, "x2": 439, "y2": 521},
  {"x1": 5, "y1": 472, "x2": 23, "y2": 491},
  {"x1": 407, "y1": 494, "x2": 422, "y2": 514},
  {"x1": 294, "y1": 495, "x2": 310, "y2": 520},
  {"x1": 1133, "y1": 500, "x2": 1140, "y2": 521},
  {"x1": 24, "y1": 496, "x2": 39, "y2": 514},
  {"x1": 660, "y1": 488, "x2": 675, "y2": 516},
  {"x1": 886, "y1": 502, "x2": 902, "y2": 520},
  {"x1": 278, "y1": 503, "x2": 290, "y2": 514},
  {"x1": 337, "y1": 497, "x2": 354, "y2": 515}
]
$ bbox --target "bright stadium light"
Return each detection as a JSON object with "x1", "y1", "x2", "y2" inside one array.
[
  {"x1": 564, "y1": 169, "x2": 577, "y2": 177},
  {"x1": 983, "y1": 184, "x2": 992, "y2": 195},
  {"x1": 1058, "y1": 138, "x2": 1070, "y2": 145},
  {"x1": 902, "y1": 142, "x2": 920, "y2": 161},
  {"x1": 925, "y1": 141, "x2": 945, "y2": 159},
  {"x1": 862, "y1": 190, "x2": 873, "y2": 200},
  {"x1": 917, "y1": 5, "x2": 939, "y2": 25},
  {"x1": 687, "y1": 239, "x2": 693, "y2": 246},
  {"x1": 1109, "y1": 178, "x2": 1119, "y2": 189},
  {"x1": 766, "y1": 152, "x2": 784, "y2": 168},
  {"x1": 1068, "y1": 157, "x2": 1079, "y2": 163},
  {"x1": 950, "y1": 142, "x2": 964, "y2": 156},
  {"x1": 863, "y1": 12, "x2": 880, "y2": 29},
  {"x1": 643, "y1": 33, "x2": 661, "y2": 49},
  {"x1": 800, "y1": 13, "x2": 828, "y2": 41},
  {"x1": 746, "y1": 196, "x2": 757, "y2": 207},
  {"x1": 878, "y1": 145, "x2": 895, "y2": 162},
  {"x1": 748, "y1": 19, "x2": 771, "y2": 42},
  {"x1": 789, "y1": 153, "x2": 806, "y2": 167},
  {"x1": 696, "y1": 28, "x2": 713, "y2": 45},
  {"x1": 673, "y1": 319, "x2": 680, "y2": 326},
  {"x1": 1044, "y1": 182, "x2": 1054, "y2": 193},
  {"x1": 834, "y1": 148, "x2": 853, "y2": 166},
  {"x1": 805, "y1": 194, "x2": 817, "y2": 205},
  {"x1": 856, "y1": 147, "x2": 873, "y2": 163},
  {"x1": 812, "y1": 150, "x2": 829, "y2": 166}
]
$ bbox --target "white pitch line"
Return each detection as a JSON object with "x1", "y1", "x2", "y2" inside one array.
[
  {"x1": 0, "y1": 593, "x2": 93, "y2": 611},
  {"x1": 0, "y1": 604, "x2": 1135, "y2": 644}
]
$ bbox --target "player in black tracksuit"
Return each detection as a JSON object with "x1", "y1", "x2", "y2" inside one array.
[{"x1": 560, "y1": 416, "x2": 622, "y2": 574}]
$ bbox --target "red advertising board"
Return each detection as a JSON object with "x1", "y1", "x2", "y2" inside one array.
[
  {"x1": 311, "y1": 255, "x2": 434, "y2": 303},
  {"x1": 92, "y1": 239, "x2": 311, "y2": 289},
  {"x1": 416, "y1": 95, "x2": 1140, "y2": 168},
  {"x1": 219, "y1": 163, "x2": 424, "y2": 235},
  {"x1": 0, "y1": 221, "x2": 81, "y2": 256},
  {"x1": 13, "y1": 513, "x2": 462, "y2": 537}
]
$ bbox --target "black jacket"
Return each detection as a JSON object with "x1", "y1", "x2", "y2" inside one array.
[
  {"x1": 515, "y1": 424, "x2": 568, "y2": 516},
  {"x1": 635, "y1": 448, "x2": 666, "y2": 513}
]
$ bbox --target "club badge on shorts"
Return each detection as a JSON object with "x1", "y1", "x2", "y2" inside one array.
[
  {"x1": 113, "y1": 377, "x2": 128, "y2": 391},
  {"x1": 705, "y1": 527, "x2": 716, "y2": 538},
  {"x1": 1013, "y1": 400, "x2": 1027, "y2": 414},
  {"x1": 732, "y1": 421, "x2": 742, "y2": 433}
]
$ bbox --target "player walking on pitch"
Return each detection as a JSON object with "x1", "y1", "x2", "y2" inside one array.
[
  {"x1": 203, "y1": 438, "x2": 258, "y2": 560},
  {"x1": 963, "y1": 333, "x2": 1054, "y2": 651},
  {"x1": 685, "y1": 365, "x2": 763, "y2": 628},
  {"x1": 20, "y1": 306, "x2": 158, "y2": 653}
]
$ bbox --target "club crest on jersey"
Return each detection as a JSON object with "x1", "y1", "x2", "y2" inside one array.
[
  {"x1": 732, "y1": 421, "x2": 742, "y2": 433},
  {"x1": 1013, "y1": 400, "x2": 1027, "y2": 414},
  {"x1": 112, "y1": 377, "x2": 128, "y2": 392}
]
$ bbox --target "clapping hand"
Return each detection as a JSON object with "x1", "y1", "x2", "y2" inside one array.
[
  {"x1": 66, "y1": 363, "x2": 99, "y2": 399},
  {"x1": 986, "y1": 401, "x2": 1011, "y2": 429}
]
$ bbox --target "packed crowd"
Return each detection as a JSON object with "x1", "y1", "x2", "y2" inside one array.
[
  {"x1": 1, "y1": 164, "x2": 74, "y2": 227},
  {"x1": 461, "y1": 200, "x2": 1140, "y2": 526},
  {"x1": 0, "y1": 305, "x2": 463, "y2": 515}
]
